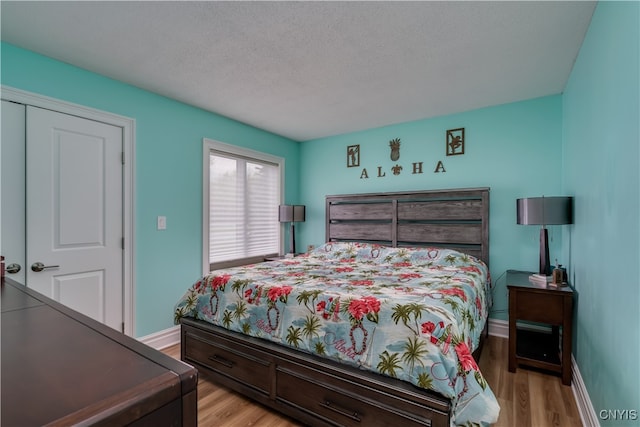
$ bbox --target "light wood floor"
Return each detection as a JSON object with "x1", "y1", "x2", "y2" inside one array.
[{"x1": 162, "y1": 336, "x2": 582, "y2": 426}]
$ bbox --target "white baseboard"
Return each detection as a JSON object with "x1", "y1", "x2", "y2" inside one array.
[
  {"x1": 487, "y1": 318, "x2": 597, "y2": 427},
  {"x1": 571, "y1": 354, "x2": 599, "y2": 426},
  {"x1": 138, "y1": 325, "x2": 180, "y2": 350},
  {"x1": 488, "y1": 318, "x2": 509, "y2": 338}
]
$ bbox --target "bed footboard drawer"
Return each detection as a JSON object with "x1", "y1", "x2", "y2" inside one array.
[
  {"x1": 276, "y1": 360, "x2": 448, "y2": 427},
  {"x1": 183, "y1": 327, "x2": 272, "y2": 394}
]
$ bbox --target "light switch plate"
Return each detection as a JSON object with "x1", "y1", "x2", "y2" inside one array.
[{"x1": 157, "y1": 216, "x2": 166, "y2": 230}]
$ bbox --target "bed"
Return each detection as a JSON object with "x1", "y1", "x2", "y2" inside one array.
[{"x1": 175, "y1": 188, "x2": 499, "y2": 426}]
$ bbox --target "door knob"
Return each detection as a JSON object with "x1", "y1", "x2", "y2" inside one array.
[
  {"x1": 31, "y1": 262, "x2": 60, "y2": 272},
  {"x1": 6, "y1": 263, "x2": 21, "y2": 274}
]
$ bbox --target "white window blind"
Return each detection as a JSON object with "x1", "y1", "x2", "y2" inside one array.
[{"x1": 208, "y1": 149, "x2": 280, "y2": 266}]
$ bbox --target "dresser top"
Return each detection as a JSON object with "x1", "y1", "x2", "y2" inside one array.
[{"x1": 1, "y1": 278, "x2": 197, "y2": 426}]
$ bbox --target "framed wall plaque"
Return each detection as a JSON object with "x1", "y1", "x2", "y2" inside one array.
[
  {"x1": 446, "y1": 128, "x2": 465, "y2": 156},
  {"x1": 347, "y1": 144, "x2": 360, "y2": 167}
]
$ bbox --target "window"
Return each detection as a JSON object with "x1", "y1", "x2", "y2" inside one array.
[{"x1": 203, "y1": 139, "x2": 283, "y2": 272}]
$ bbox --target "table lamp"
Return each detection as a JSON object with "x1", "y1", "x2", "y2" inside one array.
[
  {"x1": 279, "y1": 205, "x2": 305, "y2": 255},
  {"x1": 516, "y1": 196, "x2": 572, "y2": 275}
]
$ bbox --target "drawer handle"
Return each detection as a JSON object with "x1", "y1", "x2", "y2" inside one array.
[
  {"x1": 208, "y1": 354, "x2": 234, "y2": 368},
  {"x1": 319, "y1": 399, "x2": 361, "y2": 422}
]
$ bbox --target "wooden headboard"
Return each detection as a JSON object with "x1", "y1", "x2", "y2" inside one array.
[{"x1": 325, "y1": 187, "x2": 490, "y2": 265}]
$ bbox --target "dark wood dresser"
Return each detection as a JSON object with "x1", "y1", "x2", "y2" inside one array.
[{"x1": 1, "y1": 278, "x2": 198, "y2": 426}]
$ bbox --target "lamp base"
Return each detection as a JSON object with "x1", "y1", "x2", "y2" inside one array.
[
  {"x1": 539, "y1": 227, "x2": 551, "y2": 276},
  {"x1": 289, "y1": 223, "x2": 296, "y2": 255}
]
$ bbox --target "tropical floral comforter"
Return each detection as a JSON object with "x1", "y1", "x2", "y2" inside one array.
[{"x1": 174, "y1": 242, "x2": 499, "y2": 426}]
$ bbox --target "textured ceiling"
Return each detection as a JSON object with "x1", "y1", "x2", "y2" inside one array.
[{"x1": 1, "y1": 1, "x2": 596, "y2": 141}]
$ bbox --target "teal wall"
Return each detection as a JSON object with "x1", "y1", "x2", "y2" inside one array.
[
  {"x1": 563, "y1": 2, "x2": 639, "y2": 424},
  {"x1": 299, "y1": 95, "x2": 565, "y2": 321},
  {"x1": 1, "y1": 42, "x2": 301, "y2": 337}
]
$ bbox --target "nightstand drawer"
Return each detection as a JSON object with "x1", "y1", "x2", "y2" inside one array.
[{"x1": 513, "y1": 291, "x2": 564, "y2": 324}]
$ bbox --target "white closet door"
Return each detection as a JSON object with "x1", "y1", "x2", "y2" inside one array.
[
  {"x1": 26, "y1": 106, "x2": 124, "y2": 330},
  {"x1": 1, "y1": 100, "x2": 26, "y2": 284}
]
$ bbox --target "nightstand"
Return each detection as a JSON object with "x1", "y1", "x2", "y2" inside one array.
[{"x1": 507, "y1": 270, "x2": 574, "y2": 385}]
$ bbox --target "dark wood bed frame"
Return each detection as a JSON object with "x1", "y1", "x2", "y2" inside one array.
[{"x1": 181, "y1": 187, "x2": 490, "y2": 427}]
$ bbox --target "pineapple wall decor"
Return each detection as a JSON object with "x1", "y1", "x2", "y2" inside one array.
[{"x1": 389, "y1": 138, "x2": 401, "y2": 161}]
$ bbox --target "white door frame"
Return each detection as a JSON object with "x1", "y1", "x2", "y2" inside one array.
[{"x1": 1, "y1": 85, "x2": 136, "y2": 336}]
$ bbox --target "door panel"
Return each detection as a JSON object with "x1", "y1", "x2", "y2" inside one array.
[
  {"x1": 26, "y1": 106, "x2": 123, "y2": 330},
  {"x1": 1, "y1": 100, "x2": 26, "y2": 284},
  {"x1": 54, "y1": 270, "x2": 105, "y2": 321},
  {"x1": 56, "y1": 131, "x2": 106, "y2": 248}
]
